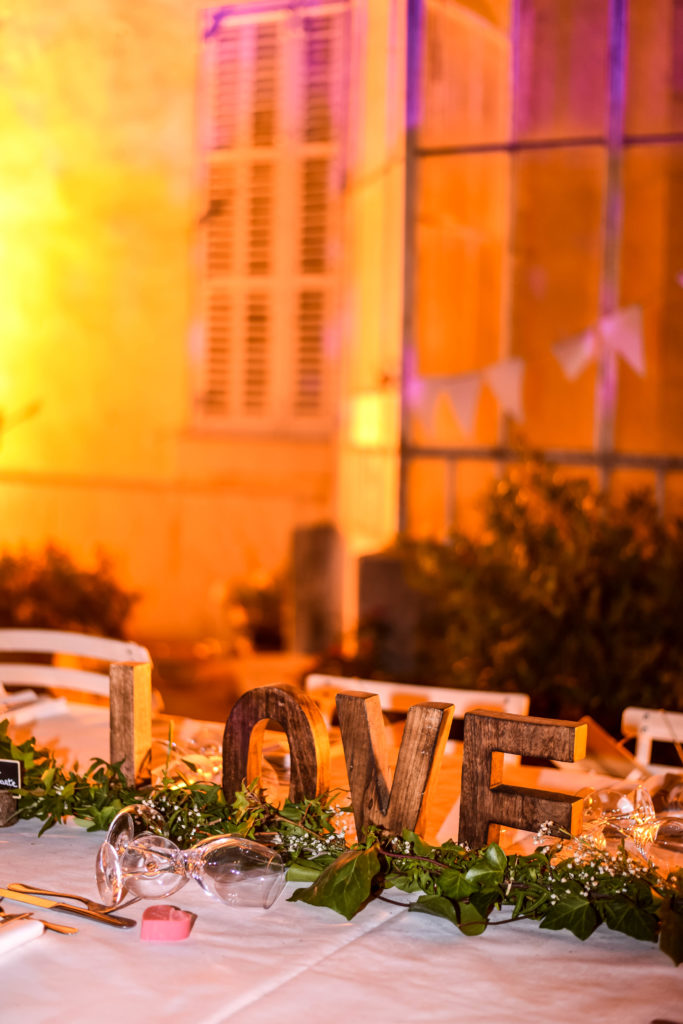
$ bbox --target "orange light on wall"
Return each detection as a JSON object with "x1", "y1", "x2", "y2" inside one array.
[{"x1": 348, "y1": 392, "x2": 400, "y2": 450}]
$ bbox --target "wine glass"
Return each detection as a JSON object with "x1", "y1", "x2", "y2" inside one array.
[
  {"x1": 184, "y1": 835, "x2": 286, "y2": 909},
  {"x1": 95, "y1": 806, "x2": 286, "y2": 910},
  {"x1": 637, "y1": 816, "x2": 683, "y2": 877},
  {"x1": 106, "y1": 803, "x2": 166, "y2": 850},
  {"x1": 96, "y1": 804, "x2": 187, "y2": 905},
  {"x1": 96, "y1": 832, "x2": 188, "y2": 905},
  {"x1": 581, "y1": 784, "x2": 656, "y2": 854}
]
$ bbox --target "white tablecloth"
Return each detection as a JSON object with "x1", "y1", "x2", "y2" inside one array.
[
  {"x1": 1, "y1": 701, "x2": 681, "y2": 1021},
  {"x1": 0, "y1": 820, "x2": 681, "y2": 1024}
]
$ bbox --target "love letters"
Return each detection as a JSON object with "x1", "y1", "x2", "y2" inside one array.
[{"x1": 221, "y1": 685, "x2": 588, "y2": 848}]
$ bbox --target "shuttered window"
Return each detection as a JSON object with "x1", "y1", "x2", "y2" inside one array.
[{"x1": 195, "y1": 3, "x2": 348, "y2": 433}]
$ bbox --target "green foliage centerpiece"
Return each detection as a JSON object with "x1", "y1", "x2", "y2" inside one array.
[{"x1": 2, "y1": 720, "x2": 681, "y2": 966}]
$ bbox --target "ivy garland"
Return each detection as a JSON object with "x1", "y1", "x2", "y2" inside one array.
[{"x1": 2, "y1": 720, "x2": 682, "y2": 966}]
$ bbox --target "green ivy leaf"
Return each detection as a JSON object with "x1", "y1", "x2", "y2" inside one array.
[
  {"x1": 287, "y1": 859, "x2": 327, "y2": 882},
  {"x1": 658, "y1": 897, "x2": 683, "y2": 966},
  {"x1": 464, "y1": 859, "x2": 505, "y2": 892},
  {"x1": 402, "y1": 830, "x2": 434, "y2": 858},
  {"x1": 289, "y1": 846, "x2": 381, "y2": 920},
  {"x1": 484, "y1": 843, "x2": 507, "y2": 872},
  {"x1": 410, "y1": 893, "x2": 459, "y2": 926},
  {"x1": 599, "y1": 896, "x2": 658, "y2": 943},
  {"x1": 456, "y1": 900, "x2": 489, "y2": 936},
  {"x1": 385, "y1": 872, "x2": 422, "y2": 893},
  {"x1": 437, "y1": 868, "x2": 477, "y2": 901},
  {"x1": 469, "y1": 889, "x2": 499, "y2": 918},
  {"x1": 411, "y1": 894, "x2": 489, "y2": 936},
  {"x1": 540, "y1": 895, "x2": 600, "y2": 941},
  {"x1": 279, "y1": 804, "x2": 306, "y2": 822}
]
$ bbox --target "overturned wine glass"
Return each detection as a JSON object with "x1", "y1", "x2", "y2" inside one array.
[
  {"x1": 631, "y1": 815, "x2": 683, "y2": 878},
  {"x1": 581, "y1": 784, "x2": 657, "y2": 856},
  {"x1": 95, "y1": 804, "x2": 286, "y2": 910}
]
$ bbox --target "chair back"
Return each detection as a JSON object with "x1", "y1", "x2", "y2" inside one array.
[
  {"x1": 0, "y1": 628, "x2": 151, "y2": 698},
  {"x1": 621, "y1": 706, "x2": 683, "y2": 772},
  {"x1": 304, "y1": 673, "x2": 529, "y2": 727}
]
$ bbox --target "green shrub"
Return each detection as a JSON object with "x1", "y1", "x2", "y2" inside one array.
[
  {"x1": 0, "y1": 545, "x2": 138, "y2": 638},
  {"x1": 387, "y1": 458, "x2": 683, "y2": 734}
]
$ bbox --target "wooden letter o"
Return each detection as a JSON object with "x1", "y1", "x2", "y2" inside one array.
[{"x1": 222, "y1": 685, "x2": 330, "y2": 802}]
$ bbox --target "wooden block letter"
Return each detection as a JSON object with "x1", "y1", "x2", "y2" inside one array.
[
  {"x1": 222, "y1": 685, "x2": 330, "y2": 802},
  {"x1": 109, "y1": 661, "x2": 152, "y2": 786},
  {"x1": 458, "y1": 709, "x2": 588, "y2": 849},
  {"x1": 336, "y1": 692, "x2": 454, "y2": 839}
]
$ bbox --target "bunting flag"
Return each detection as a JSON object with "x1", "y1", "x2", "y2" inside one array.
[
  {"x1": 412, "y1": 359, "x2": 527, "y2": 436},
  {"x1": 600, "y1": 305, "x2": 645, "y2": 376},
  {"x1": 484, "y1": 357, "x2": 525, "y2": 420},
  {"x1": 404, "y1": 371, "x2": 426, "y2": 412},
  {"x1": 552, "y1": 328, "x2": 597, "y2": 381},
  {"x1": 442, "y1": 373, "x2": 482, "y2": 435},
  {"x1": 408, "y1": 376, "x2": 448, "y2": 433}
]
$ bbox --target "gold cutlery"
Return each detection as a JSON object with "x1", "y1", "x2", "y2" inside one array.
[
  {"x1": 7, "y1": 882, "x2": 139, "y2": 915},
  {"x1": 0, "y1": 888, "x2": 136, "y2": 928}
]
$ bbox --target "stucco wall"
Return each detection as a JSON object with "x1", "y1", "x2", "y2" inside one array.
[{"x1": 0, "y1": 0, "x2": 334, "y2": 641}]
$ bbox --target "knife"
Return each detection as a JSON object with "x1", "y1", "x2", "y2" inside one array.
[{"x1": 0, "y1": 888, "x2": 137, "y2": 928}]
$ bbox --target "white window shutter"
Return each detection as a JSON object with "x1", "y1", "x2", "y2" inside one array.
[
  {"x1": 204, "y1": 289, "x2": 233, "y2": 415},
  {"x1": 197, "y1": 4, "x2": 348, "y2": 432}
]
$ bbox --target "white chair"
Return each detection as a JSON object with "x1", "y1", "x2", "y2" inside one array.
[
  {"x1": 621, "y1": 706, "x2": 683, "y2": 773},
  {"x1": 304, "y1": 672, "x2": 530, "y2": 765},
  {"x1": 0, "y1": 628, "x2": 151, "y2": 699},
  {"x1": 305, "y1": 672, "x2": 529, "y2": 723}
]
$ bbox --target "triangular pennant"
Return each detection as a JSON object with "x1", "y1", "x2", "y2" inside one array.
[
  {"x1": 404, "y1": 373, "x2": 425, "y2": 411},
  {"x1": 442, "y1": 373, "x2": 482, "y2": 435},
  {"x1": 408, "y1": 376, "x2": 441, "y2": 433},
  {"x1": 552, "y1": 329, "x2": 597, "y2": 381},
  {"x1": 484, "y1": 358, "x2": 525, "y2": 420},
  {"x1": 600, "y1": 305, "x2": 645, "y2": 376}
]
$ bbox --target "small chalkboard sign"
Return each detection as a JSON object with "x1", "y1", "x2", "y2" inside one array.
[{"x1": 0, "y1": 758, "x2": 22, "y2": 793}]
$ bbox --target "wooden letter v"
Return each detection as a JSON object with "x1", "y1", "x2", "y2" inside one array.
[{"x1": 336, "y1": 692, "x2": 453, "y2": 840}]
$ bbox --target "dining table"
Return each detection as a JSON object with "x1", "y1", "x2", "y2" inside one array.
[{"x1": 0, "y1": 697, "x2": 681, "y2": 1023}]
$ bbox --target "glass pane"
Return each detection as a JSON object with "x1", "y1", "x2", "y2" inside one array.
[
  {"x1": 514, "y1": 0, "x2": 610, "y2": 140},
  {"x1": 617, "y1": 145, "x2": 683, "y2": 454},
  {"x1": 415, "y1": 153, "x2": 510, "y2": 376},
  {"x1": 625, "y1": 0, "x2": 683, "y2": 135},
  {"x1": 511, "y1": 146, "x2": 606, "y2": 448},
  {"x1": 419, "y1": 0, "x2": 512, "y2": 148}
]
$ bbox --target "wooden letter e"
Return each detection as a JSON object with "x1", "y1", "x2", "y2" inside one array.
[{"x1": 458, "y1": 710, "x2": 588, "y2": 849}]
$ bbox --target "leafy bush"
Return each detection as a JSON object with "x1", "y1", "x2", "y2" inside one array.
[
  {"x1": 373, "y1": 458, "x2": 683, "y2": 734},
  {"x1": 0, "y1": 546, "x2": 138, "y2": 638}
]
